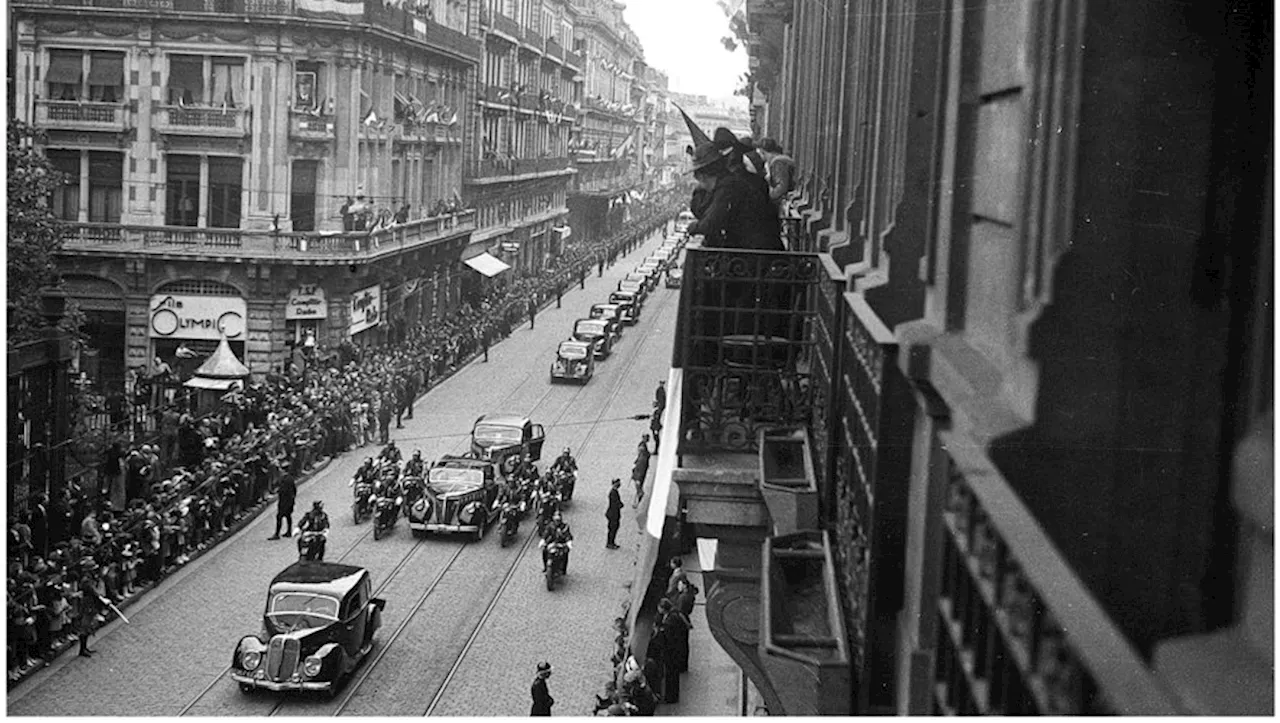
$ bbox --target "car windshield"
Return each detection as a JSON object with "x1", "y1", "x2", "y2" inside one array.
[
  {"x1": 473, "y1": 424, "x2": 522, "y2": 445},
  {"x1": 575, "y1": 320, "x2": 606, "y2": 337},
  {"x1": 428, "y1": 467, "x2": 485, "y2": 496},
  {"x1": 558, "y1": 342, "x2": 590, "y2": 359},
  {"x1": 591, "y1": 306, "x2": 618, "y2": 319},
  {"x1": 267, "y1": 592, "x2": 340, "y2": 631}
]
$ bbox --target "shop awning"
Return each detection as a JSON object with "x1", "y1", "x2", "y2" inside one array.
[
  {"x1": 464, "y1": 252, "x2": 511, "y2": 278},
  {"x1": 183, "y1": 376, "x2": 243, "y2": 391}
]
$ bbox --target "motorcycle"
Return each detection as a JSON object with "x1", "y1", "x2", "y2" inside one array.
[
  {"x1": 554, "y1": 470, "x2": 576, "y2": 503},
  {"x1": 499, "y1": 503, "x2": 520, "y2": 547},
  {"x1": 297, "y1": 530, "x2": 327, "y2": 561},
  {"x1": 352, "y1": 480, "x2": 374, "y2": 524},
  {"x1": 372, "y1": 494, "x2": 403, "y2": 540},
  {"x1": 543, "y1": 540, "x2": 569, "y2": 591}
]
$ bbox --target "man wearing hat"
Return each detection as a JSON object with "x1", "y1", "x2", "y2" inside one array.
[
  {"x1": 530, "y1": 661, "x2": 555, "y2": 716},
  {"x1": 605, "y1": 479, "x2": 624, "y2": 549},
  {"x1": 685, "y1": 140, "x2": 782, "y2": 251},
  {"x1": 631, "y1": 435, "x2": 651, "y2": 507}
]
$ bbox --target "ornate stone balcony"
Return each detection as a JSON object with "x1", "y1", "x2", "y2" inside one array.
[
  {"x1": 35, "y1": 99, "x2": 129, "y2": 132},
  {"x1": 288, "y1": 110, "x2": 335, "y2": 141},
  {"x1": 58, "y1": 211, "x2": 475, "y2": 264},
  {"x1": 154, "y1": 104, "x2": 249, "y2": 137}
]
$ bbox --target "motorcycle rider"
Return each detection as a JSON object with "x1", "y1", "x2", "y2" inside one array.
[
  {"x1": 379, "y1": 440, "x2": 402, "y2": 464},
  {"x1": 540, "y1": 511, "x2": 573, "y2": 574},
  {"x1": 551, "y1": 447, "x2": 577, "y2": 474},
  {"x1": 296, "y1": 500, "x2": 331, "y2": 560},
  {"x1": 404, "y1": 449, "x2": 426, "y2": 478}
]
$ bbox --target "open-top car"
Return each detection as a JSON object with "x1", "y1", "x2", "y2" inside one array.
[
  {"x1": 551, "y1": 339, "x2": 596, "y2": 383},
  {"x1": 409, "y1": 456, "x2": 500, "y2": 539},
  {"x1": 608, "y1": 291, "x2": 641, "y2": 325},
  {"x1": 469, "y1": 413, "x2": 546, "y2": 474},
  {"x1": 665, "y1": 266, "x2": 683, "y2": 289},
  {"x1": 231, "y1": 562, "x2": 385, "y2": 696},
  {"x1": 573, "y1": 318, "x2": 616, "y2": 359}
]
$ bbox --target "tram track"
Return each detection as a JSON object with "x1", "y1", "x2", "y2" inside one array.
[{"x1": 174, "y1": 230, "x2": 677, "y2": 717}]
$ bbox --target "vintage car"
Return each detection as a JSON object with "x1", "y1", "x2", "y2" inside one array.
[
  {"x1": 230, "y1": 562, "x2": 385, "y2": 695},
  {"x1": 469, "y1": 413, "x2": 547, "y2": 474},
  {"x1": 590, "y1": 303, "x2": 624, "y2": 328},
  {"x1": 623, "y1": 271, "x2": 654, "y2": 296},
  {"x1": 637, "y1": 260, "x2": 663, "y2": 281},
  {"x1": 550, "y1": 339, "x2": 596, "y2": 383},
  {"x1": 617, "y1": 279, "x2": 647, "y2": 303},
  {"x1": 408, "y1": 456, "x2": 500, "y2": 539},
  {"x1": 674, "y1": 210, "x2": 696, "y2": 234},
  {"x1": 608, "y1": 292, "x2": 641, "y2": 325},
  {"x1": 573, "y1": 318, "x2": 616, "y2": 359},
  {"x1": 665, "y1": 266, "x2": 683, "y2": 289}
]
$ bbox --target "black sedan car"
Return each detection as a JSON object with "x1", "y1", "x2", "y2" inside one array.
[{"x1": 230, "y1": 562, "x2": 385, "y2": 695}]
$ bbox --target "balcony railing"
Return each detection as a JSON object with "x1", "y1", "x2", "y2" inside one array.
[
  {"x1": 493, "y1": 12, "x2": 521, "y2": 41},
  {"x1": 59, "y1": 211, "x2": 475, "y2": 261},
  {"x1": 288, "y1": 110, "x2": 335, "y2": 140},
  {"x1": 673, "y1": 244, "x2": 822, "y2": 455},
  {"x1": 523, "y1": 27, "x2": 544, "y2": 50},
  {"x1": 465, "y1": 156, "x2": 572, "y2": 180},
  {"x1": 565, "y1": 50, "x2": 584, "y2": 69},
  {"x1": 155, "y1": 104, "x2": 249, "y2": 135},
  {"x1": 34, "y1": 99, "x2": 128, "y2": 131},
  {"x1": 933, "y1": 443, "x2": 1182, "y2": 715},
  {"x1": 545, "y1": 37, "x2": 565, "y2": 62}
]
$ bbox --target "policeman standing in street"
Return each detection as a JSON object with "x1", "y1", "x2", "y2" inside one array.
[
  {"x1": 605, "y1": 479, "x2": 623, "y2": 549},
  {"x1": 531, "y1": 661, "x2": 555, "y2": 716}
]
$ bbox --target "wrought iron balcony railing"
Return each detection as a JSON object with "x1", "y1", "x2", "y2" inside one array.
[
  {"x1": 545, "y1": 38, "x2": 565, "y2": 62},
  {"x1": 35, "y1": 99, "x2": 128, "y2": 131},
  {"x1": 493, "y1": 12, "x2": 521, "y2": 41},
  {"x1": 155, "y1": 104, "x2": 249, "y2": 135},
  {"x1": 672, "y1": 244, "x2": 822, "y2": 455},
  {"x1": 524, "y1": 27, "x2": 544, "y2": 50},
  {"x1": 59, "y1": 211, "x2": 476, "y2": 262},
  {"x1": 465, "y1": 156, "x2": 572, "y2": 180}
]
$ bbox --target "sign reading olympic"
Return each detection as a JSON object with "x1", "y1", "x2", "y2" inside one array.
[{"x1": 149, "y1": 294, "x2": 247, "y2": 340}]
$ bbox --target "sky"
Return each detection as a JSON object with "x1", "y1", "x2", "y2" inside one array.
[{"x1": 621, "y1": 0, "x2": 748, "y2": 107}]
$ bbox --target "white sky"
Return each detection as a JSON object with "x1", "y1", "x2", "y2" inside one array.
[{"x1": 621, "y1": 0, "x2": 748, "y2": 105}]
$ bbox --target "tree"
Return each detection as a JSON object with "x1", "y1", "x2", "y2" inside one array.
[{"x1": 8, "y1": 119, "x2": 68, "y2": 345}]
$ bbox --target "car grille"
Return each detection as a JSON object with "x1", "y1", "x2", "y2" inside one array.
[{"x1": 266, "y1": 636, "x2": 301, "y2": 681}]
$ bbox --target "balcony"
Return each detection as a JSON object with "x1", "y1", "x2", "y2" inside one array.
[
  {"x1": 523, "y1": 27, "x2": 544, "y2": 52},
  {"x1": 360, "y1": 1, "x2": 482, "y2": 59},
  {"x1": 545, "y1": 37, "x2": 565, "y2": 62},
  {"x1": 58, "y1": 210, "x2": 475, "y2": 264},
  {"x1": 492, "y1": 12, "x2": 521, "y2": 42},
  {"x1": 34, "y1": 99, "x2": 128, "y2": 132},
  {"x1": 154, "y1": 104, "x2": 249, "y2": 137},
  {"x1": 465, "y1": 156, "x2": 573, "y2": 182},
  {"x1": 564, "y1": 50, "x2": 584, "y2": 70},
  {"x1": 288, "y1": 111, "x2": 335, "y2": 141}
]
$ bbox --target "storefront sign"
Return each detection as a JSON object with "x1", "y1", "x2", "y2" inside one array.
[
  {"x1": 286, "y1": 284, "x2": 328, "y2": 320},
  {"x1": 149, "y1": 294, "x2": 246, "y2": 340},
  {"x1": 349, "y1": 284, "x2": 382, "y2": 335}
]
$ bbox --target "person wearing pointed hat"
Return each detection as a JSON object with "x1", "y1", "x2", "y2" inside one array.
[
  {"x1": 531, "y1": 661, "x2": 555, "y2": 716},
  {"x1": 685, "y1": 140, "x2": 782, "y2": 252}
]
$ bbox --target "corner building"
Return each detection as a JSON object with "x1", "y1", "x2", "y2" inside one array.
[{"x1": 12, "y1": 0, "x2": 483, "y2": 386}]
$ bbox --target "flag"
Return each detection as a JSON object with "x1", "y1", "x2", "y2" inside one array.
[
  {"x1": 363, "y1": 108, "x2": 379, "y2": 126},
  {"x1": 612, "y1": 132, "x2": 634, "y2": 159},
  {"x1": 444, "y1": 109, "x2": 458, "y2": 126},
  {"x1": 296, "y1": 0, "x2": 362, "y2": 19},
  {"x1": 673, "y1": 103, "x2": 711, "y2": 146}
]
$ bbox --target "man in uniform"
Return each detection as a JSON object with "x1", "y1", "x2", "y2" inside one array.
[
  {"x1": 530, "y1": 661, "x2": 555, "y2": 716},
  {"x1": 296, "y1": 501, "x2": 330, "y2": 560},
  {"x1": 605, "y1": 479, "x2": 623, "y2": 549},
  {"x1": 540, "y1": 511, "x2": 573, "y2": 574}
]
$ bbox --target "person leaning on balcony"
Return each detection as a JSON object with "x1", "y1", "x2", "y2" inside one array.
[
  {"x1": 756, "y1": 138, "x2": 796, "y2": 210},
  {"x1": 684, "y1": 141, "x2": 782, "y2": 252}
]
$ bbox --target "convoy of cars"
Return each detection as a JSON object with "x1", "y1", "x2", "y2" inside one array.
[
  {"x1": 469, "y1": 413, "x2": 546, "y2": 474},
  {"x1": 550, "y1": 339, "x2": 596, "y2": 383},
  {"x1": 409, "y1": 455, "x2": 501, "y2": 540}
]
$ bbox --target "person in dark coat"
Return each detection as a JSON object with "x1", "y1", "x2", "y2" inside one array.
[
  {"x1": 684, "y1": 141, "x2": 782, "y2": 251},
  {"x1": 654, "y1": 600, "x2": 682, "y2": 702},
  {"x1": 269, "y1": 475, "x2": 296, "y2": 540},
  {"x1": 662, "y1": 596, "x2": 692, "y2": 674},
  {"x1": 605, "y1": 478, "x2": 623, "y2": 549},
  {"x1": 527, "y1": 298, "x2": 537, "y2": 330},
  {"x1": 530, "y1": 661, "x2": 555, "y2": 716},
  {"x1": 631, "y1": 435, "x2": 651, "y2": 507},
  {"x1": 377, "y1": 399, "x2": 392, "y2": 444}
]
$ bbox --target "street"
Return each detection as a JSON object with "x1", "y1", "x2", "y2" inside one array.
[{"x1": 8, "y1": 227, "x2": 680, "y2": 717}]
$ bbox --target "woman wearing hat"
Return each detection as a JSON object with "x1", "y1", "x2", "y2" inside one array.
[
  {"x1": 531, "y1": 661, "x2": 555, "y2": 716},
  {"x1": 684, "y1": 139, "x2": 782, "y2": 251}
]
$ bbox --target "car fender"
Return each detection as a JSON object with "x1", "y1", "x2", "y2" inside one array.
[
  {"x1": 310, "y1": 641, "x2": 347, "y2": 677},
  {"x1": 369, "y1": 598, "x2": 386, "y2": 634},
  {"x1": 234, "y1": 635, "x2": 266, "y2": 669}
]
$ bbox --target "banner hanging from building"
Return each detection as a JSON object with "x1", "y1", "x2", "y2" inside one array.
[{"x1": 349, "y1": 284, "x2": 382, "y2": 335}]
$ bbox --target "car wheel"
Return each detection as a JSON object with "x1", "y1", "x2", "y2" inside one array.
[
  {"x1": 373, "y1": 524, "x2": 382, "y2": 541},
  {"x1": 546, "y1": 567, "x2": 555, "y2": 591},
  {"x1": 353, "y1": 502, "x2": 361, "y2": 526}
]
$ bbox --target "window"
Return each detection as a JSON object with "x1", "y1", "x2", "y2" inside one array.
[
  {"x1": 207, "y1": 157, "x2": 242, "y2": 228},
  {"x1": 88, "y1": 52, "x2": 124, "y2": 103},
  {"x1": 88, "y1": 152, "x2": 123, "y2": 223},
  {"x1": 168, "y1": 55, "x2": 244, "y2": 107},
  {"x1": 46, "y1": 50, "x2": 83, "y2": 101},
  {"x1": 294, "y1": 62, "x2": 320, "y2": 112},
  {"x1": 47, "y1": 150, "x2": 80, "y2": 221},
  {"x1": 166, "y1": 155, "x2": 200, "y2": 227}
]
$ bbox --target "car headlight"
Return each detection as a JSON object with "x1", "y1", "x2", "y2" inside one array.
[
  {"x1": 242, "y1": 650, "x2": 262, "y2": 671},
  {"x1": 302, "y1": 655, "x2": 322, "y2": 678},
  {"x1": 414, "y1": 500, "x2": 426, "y2": 511}
]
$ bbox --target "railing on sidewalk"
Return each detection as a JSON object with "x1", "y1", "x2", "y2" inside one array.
[{"x1": 672, "y1": 244, "x2": 822, "y2": 455}]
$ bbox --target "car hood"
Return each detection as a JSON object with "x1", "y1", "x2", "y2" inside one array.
[{"x1": 261, "y1": 619, "x2": 339, "y2": 646}]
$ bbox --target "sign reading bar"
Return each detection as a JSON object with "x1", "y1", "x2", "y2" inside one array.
[
  {"x1": 349, "y1": 284, "x2": 381, "y2": 335},
  {"x1": 149, "y1": 294, "x2": 246, "y2": 340},
  {"x1": 286, "y1": 284, "x2": 328, "y2": 320}
]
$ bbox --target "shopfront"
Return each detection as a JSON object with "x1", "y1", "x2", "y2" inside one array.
[
  {"x1": 148, "y1": 292, "x2": 247, "y2": 370},
  {"x1": 349, "y1": 283, "x2": 383, "y2": 346},
  {"x1": 286, "y1": 284, "x2": 328, "y2": 349}
]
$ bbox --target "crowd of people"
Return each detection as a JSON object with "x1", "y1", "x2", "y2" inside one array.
[{"x1": 6, "y1": 199, "x2": 683, "y2": 685}]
